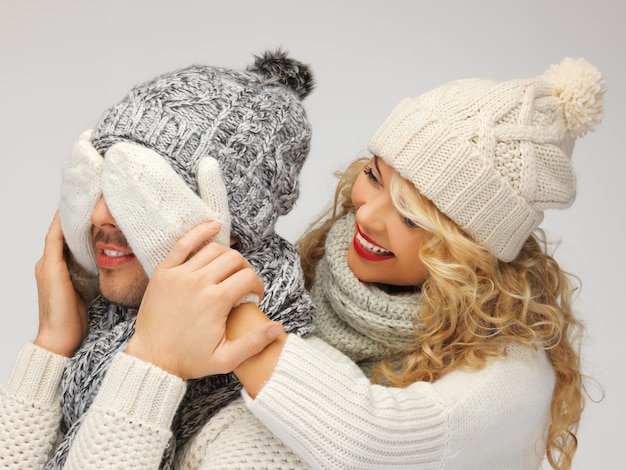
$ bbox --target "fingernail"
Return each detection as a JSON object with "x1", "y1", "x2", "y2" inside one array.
[{"x1": 266, "y1": 323, "x2": 284, "y2": 340}]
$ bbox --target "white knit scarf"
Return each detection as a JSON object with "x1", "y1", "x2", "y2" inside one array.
[{"x1": 312, "y1": 212, "x2": 423, "y2": 376}]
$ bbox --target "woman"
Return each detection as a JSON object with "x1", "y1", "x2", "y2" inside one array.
[{"x1": 178, "y1": 56, "x2": 604, "y2": 469}]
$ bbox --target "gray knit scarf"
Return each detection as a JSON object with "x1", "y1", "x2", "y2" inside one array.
[
  {"x1": 312, "y1": 212, "x2": 422, "y2": 376},
  {"x1": 46, "y1": 234, "x2": 315, "y2": 469}
]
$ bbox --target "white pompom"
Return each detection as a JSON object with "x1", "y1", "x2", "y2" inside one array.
[{"x1": 542, "y1": 57, "x2": 606, "y2": 137}]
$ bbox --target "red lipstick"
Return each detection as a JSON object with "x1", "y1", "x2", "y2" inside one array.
[{"x1": 352, "y1": 225, "x2": 395, "y2": 262}]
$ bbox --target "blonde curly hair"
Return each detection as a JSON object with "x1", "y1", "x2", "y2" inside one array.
[{"x1": 297, "y1": 157, "x2": 585, "y2": 470}]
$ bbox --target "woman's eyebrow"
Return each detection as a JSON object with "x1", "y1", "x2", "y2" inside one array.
[{"x1": 373, "y1": 155, "x2": 381, "y2": 175}]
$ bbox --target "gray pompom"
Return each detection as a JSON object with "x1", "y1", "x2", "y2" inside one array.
[{"x1": 248, "y1": 49, "x2": 315, "y2": 99}]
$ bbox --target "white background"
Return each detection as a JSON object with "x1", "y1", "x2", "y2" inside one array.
[{"x1": 0, "y1": 1, "x2": 623, "y2": 468}]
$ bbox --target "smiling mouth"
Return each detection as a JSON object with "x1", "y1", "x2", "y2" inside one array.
[
  {"x1": 355, "y1": 231, "x2": 393, "y2": 256},
  {"x1": 96, "y1": 242, "x2": 136, "y2": 269},
  {"x1": 353, "y1": 227, "x2": 395, "y2": 261},
  {"x1": 103, "y1": 249, "x2": 130, "y2": 257}
]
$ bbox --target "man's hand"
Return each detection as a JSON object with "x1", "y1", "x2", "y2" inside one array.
[
  {"x1": 126, "y1": 221, "x2": 282, "y2": 380},
  {"x1": 34, "y1": 212, "x2": 88, "y2": 357}
]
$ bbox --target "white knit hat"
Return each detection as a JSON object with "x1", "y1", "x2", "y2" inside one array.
[{"x1": 369, "y1": 58, "x2": 605, "y2": 261}]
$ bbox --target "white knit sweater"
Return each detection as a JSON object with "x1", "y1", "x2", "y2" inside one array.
[
  {"x1": 1, "y1": 336, "x2": 554, "y2": 469},
  {"x1": 245, "y1": 335, "x2": 555, "y2": 469}
]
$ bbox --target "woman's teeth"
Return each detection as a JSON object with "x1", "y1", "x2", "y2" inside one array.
[{"x1": 356, "y1": 232, "x2": 393, "y2": 256}]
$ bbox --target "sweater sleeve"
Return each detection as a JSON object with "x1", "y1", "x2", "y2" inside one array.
[
  {"x1": 0, "y1": 343, "x2": 68, "y2": 469},
  {"x1": 243, "y1": 336, "x2": 448, "y2": 469},
  {"x1": 63, "y1": 352, "x2": 187, "y2": 470},
  {"x1": 243, "y1": 335, "x2": 555, "y2": 470}
]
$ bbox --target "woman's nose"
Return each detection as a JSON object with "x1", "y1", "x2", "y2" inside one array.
[{"x1": 355, "y1": 195, "x2": 388, "y2": 234}]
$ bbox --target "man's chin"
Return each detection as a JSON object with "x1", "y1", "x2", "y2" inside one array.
[
  {"x1": 99, "y1": 286, "x2": 144, "y2": 310},
  {"x1": 98, "y1": 271, "x2": 148, "y2": 309},
  {"x1": 101, "y1": 296, "x2": 141, "y2": 310}
]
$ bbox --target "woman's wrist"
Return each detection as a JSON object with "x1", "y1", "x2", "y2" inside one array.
[{"x1": 227, "y1": 303, "x2": 286, "y2": 398}]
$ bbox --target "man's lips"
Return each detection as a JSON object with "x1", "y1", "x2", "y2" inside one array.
[
  {"x1": 352, "y1": 226, "x2": 395, "y2": 261},
  {"x1": 96, "y1": 243, "x2": 136, "y2": 268}
]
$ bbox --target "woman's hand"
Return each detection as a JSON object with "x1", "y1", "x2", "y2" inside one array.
[
  {"x1": 126, "y1": 221, "x2": 283, "y2": 380},
  {"x1": 34, "y1": 212, "x2": 88, "y2": 357}
]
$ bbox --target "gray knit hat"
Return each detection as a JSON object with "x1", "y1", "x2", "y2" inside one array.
[
  {"x1": 369, "y1": 58, "x2": 605, "y2": 261},
  {"x1": 59, "y1": 49, "x2": 315, "y2": 279},
  {"x1": 91, "y1": 49, "x2": 314, "y2": 252}
]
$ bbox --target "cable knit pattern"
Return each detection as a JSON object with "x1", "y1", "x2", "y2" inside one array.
[{"x1": 368, "y1": 58, "x2": 605, "y2": 261}]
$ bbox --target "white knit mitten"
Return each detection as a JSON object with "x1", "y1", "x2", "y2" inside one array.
[
  {"x1": 103, "y1": 142, "x2": 258, "y2": 305},
  {"x1": 58, "y1": 130, "x2": 102, "y2": 275},
  {"x1": 102, "y1": 142, "x2": 229, "y2": 276}
]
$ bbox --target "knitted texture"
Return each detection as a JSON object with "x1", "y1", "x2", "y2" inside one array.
[
  {"x1": 60, "y1": 130, "x2": 102, "y2": 275},
  {"x1": 49, "y1": 229, "x2": 314, "y2": 469},
  {"x1": 245, "y1": 335, "x2": 554, "y2": 469},
  {"x1": 100, "y1": 142, "x2": 231, "y2": 277},
  {"x1": 176, "y1": 398, "x2": 307, "y2": 469},
  {"x1": 89, "y1": 49, "x2": 312, "y2": 254},
  {"x1": 0, "y1": 328, "x2": 554, "y2": 468},
  {"x1": 63, "y1": 353, "x2": 185, "y2": 469},
  {"x1": 0, "y1": 344, "x2": 67, "y2": 469},
  {"x1": 369, "y1": 58, "x2": 605, "y2": 261},
  {"x1": 60, "y1": 49, "x2": 314, "y2": 274},
  {"x1": 50, "y1": 50, "x2": 317, "y2": 469},
  {"x1": 312, "y1": 212, "x2": 422, "y2": 375}
]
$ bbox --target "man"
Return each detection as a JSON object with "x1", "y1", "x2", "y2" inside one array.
[{"x1": 0, "y1": 49, "x2": 316, "y2": 469}]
